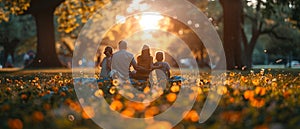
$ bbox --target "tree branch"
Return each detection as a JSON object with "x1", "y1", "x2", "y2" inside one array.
[
  {"x1": 241, "y1": 27, "x2": 248, "y2": 47},
  {"x1": 269, "y1": 31, "x2": 293, "y2": 41},
  {"x1": 261, "y1": 24, "x2": 293, "y2": 41},
  {"x1": 258, "y1": 20, "x2": 263, "y2": 32},
  {"x1": 244, "y1": 13, "x2": 256, "y2": 22},
  {"x1": 256, "y1": 0, "x2": 262, "y2": 12},
  {"x1": 260, "y1": 24, "x2": 279, "y2": 34}
]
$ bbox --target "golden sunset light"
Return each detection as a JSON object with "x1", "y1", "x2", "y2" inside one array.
[{"x1": 138, "y1": 13, "x2": 163, "y2": 30}]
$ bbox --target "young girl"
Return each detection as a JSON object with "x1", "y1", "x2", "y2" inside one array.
[
  {"x1": 153, "y1": 51, "x2": 170, "y2": 79},
  {"x1": 100, "y1": 46, "x2": 113, "y2": 79}
]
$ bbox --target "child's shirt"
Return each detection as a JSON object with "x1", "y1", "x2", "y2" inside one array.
[
  {"x1": 153, "y1": 61, "x2": 170, "y2": 79},
  {"x1": 100, "y1": 57, "x2": 111, "y2": 78}
]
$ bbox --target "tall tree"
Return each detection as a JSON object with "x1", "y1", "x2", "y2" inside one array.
[
  {"x1": 24, "y1": 0, "x2": 65, "y2": 67},
  {"x1": 220, "y1": 0, "x2": 243, "y2": 69},
  {"x1": 241, "y1": 0, "x2": 296, "y2": 68},
  {"x1": 219, "y1": 0, "x2": 300, "y2": 69}
]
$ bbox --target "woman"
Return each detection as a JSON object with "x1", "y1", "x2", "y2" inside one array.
[{"x1": 133, "y1": 45, "x2": 154, "y2": 80}]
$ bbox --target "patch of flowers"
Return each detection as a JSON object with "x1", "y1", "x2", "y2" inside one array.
[{"x1": 0, "y1": 69, "x2": 299, "y2": 129}]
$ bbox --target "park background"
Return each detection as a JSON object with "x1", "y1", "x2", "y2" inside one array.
[{"x1": 0, "y1": 0, "x2": 300, "y2": 129}]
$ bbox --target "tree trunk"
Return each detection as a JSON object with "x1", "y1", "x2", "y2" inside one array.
[
  {"x1": 244, "y1": 47, "x2": 254, "y2": 69},
  {"x1": 27, "y1": 10, "x2": 63, "y2": 68},
  {"x1": 25, "y1": 0, "x2": 65, "y2": 68},
  {"x1": 244, "y1": 32, "x2": 260, "y2": 68},
  {"x1": 220, "y1": 0, "x2": 243, "y2": 70}
]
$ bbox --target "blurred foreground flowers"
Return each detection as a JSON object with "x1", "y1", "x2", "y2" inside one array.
[{"x1": 0, "y1": 70, "x2": 299, "y2": 129}]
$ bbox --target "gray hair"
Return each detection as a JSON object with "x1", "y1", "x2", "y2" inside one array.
[{"x1": 118, "y1": 40, "x2": 127, "y2": 50}]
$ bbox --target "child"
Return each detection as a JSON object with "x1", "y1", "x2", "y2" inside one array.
[
  {"x1": 153, "y1": 51, "x2": 171, "y2": 79},
  {"x1": 100, "y1": 46, "x2": 113, "y2": 79}
]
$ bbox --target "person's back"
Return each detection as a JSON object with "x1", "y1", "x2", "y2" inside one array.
[
  {"x1": 137, "y1": 55, "x2": 152, "y2": 70},
  {"x1": 111, "y1": 41, "x2": 136, "y2": 80},
  {"x1": 100, "y1": 57, "x2": 110, "y2": 78},
  {"x1": 134, "y1": 45, "x2": 153, "y2": 80},
  {"x1": 100, "y1": 46, "x2": 113, "y2": 78},
  {"x1": 111, "y1": 50, "x2": 134, "y2": 79}
]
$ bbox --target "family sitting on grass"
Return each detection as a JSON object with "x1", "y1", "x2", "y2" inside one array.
[{"x1": 99, "y1": 40, "x2": 170, "y2": 83}]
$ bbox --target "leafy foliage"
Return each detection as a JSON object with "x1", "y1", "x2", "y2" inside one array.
[
  {"x1": 0, "y1": 0, "x2": 30, "y2": 22},
  {"x1": 265, "y1": 26, "x2": 300, "y2": 61},
  {"x1": 54, "y1": 0, "x2": 110, "y2": 34},
  {"x1": 0, "y1": 0, "x2": 110, "y2": 34}
]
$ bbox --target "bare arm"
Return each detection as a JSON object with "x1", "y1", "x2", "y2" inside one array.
[
  {"x1": 131, "y1": 58, "x2": 142, "y2": 70},
  {"x1": 151, "y1": 63, "x2": 162, "y2": 70}
]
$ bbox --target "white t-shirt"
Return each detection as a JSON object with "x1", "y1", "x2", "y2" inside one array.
[{"x1": 111, "y1": 49, "x2": 134, "y2": 80}]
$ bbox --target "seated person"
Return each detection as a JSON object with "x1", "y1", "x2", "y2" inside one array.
[
  {"x1": 111, "y1": 40, "x2": 142, "y2": 81},
  {"x1": 153, "y1": 51, "x2": 171, "y2": 80},
  {"x1": 99, "y1": 46, "x2": 113, "y2": 79},
  {"x1": 132, "y1": 45, "x2": 160, "y2": 80}
]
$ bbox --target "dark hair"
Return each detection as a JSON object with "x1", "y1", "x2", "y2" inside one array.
[
  {"x1": 141, "y1": 45, "x2": 150, "y2": 57},
  {"x1": 155, "y1": 51, "x2": 164, "y2": 61},
  {"x1": 104, "y1": 46, "x2": 113, "y2": 54}
]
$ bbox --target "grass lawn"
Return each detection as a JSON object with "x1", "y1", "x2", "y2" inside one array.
[{"x1": 0, "y1": 68, "x2": 300, "y2": 129}]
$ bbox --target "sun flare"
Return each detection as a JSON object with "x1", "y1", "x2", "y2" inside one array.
[{"x1": 138, "y1": 13, "x2": 163, "y2": 30}]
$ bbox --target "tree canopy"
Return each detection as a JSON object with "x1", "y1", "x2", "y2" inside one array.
[{"x1": 0, "y1": 0, "x2": 299, "y2": 69}]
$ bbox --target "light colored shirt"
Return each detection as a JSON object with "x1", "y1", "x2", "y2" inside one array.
[
  {"x1": 154, "y1": 61, "x2": 171, "y2": 79},
  {"x1": 111, "y1": 50, "x2": 134, "y2": 80}
]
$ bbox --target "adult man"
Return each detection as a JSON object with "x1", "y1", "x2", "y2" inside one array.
[{"x1": 111, "y1": 40, "x2": 141, "y2": 81}]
